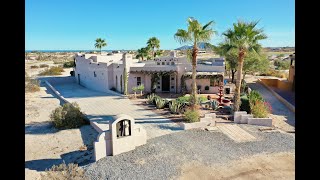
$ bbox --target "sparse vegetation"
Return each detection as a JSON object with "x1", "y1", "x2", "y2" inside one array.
[
  {"x1": 40, "y1": 64, "x2": 49, "y2": 68},
  {"x1": 251, "y1": 101, "x2": 272, "y2": 118},
  {"x1": 50, "y1": 102, "x2": 88, "y2": 129},
  {"x1": 183, "y1": 108, "x2": 200, "y2": 123},
  {"x1": 41, "y1": 162, "x2": 87, "y2": 180},
  {"x1": 30, "y1": 65, "x2": 39, "y2": 69},
  {"x1": 63, "y1": 61, "x2": 75, "y2": 68},
  {"x1": 25, "y1": 73, "x2": 40, "y2": 93},
  {"x1": 38, "y1": 66, "x2": 64, "y2": 76}
]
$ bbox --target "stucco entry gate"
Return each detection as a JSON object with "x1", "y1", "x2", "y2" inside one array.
[{"x1": 94, "y1": 114, "x2": 147, "y2": 161}]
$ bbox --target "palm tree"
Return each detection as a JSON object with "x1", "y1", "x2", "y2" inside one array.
[
  {"x1": 95, "y1": 38, "x2": 107, "y2": 54},
  {"x1": 136, "y1": 47, "x2": 150, "y2": 61},
  {"x1": 174, "y1": 17, "x2": 216, "y2": 108},
  {"x1": 147, "y1": 37, "x2": 160, "y2": 59},
  {"x1": 221, "y1": 20, "x2": 267, "y2": 111}
]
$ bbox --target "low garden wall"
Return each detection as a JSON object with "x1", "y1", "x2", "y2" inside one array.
[{"x1": 258, "y1": 79, "x2": 295, "y2": 113}]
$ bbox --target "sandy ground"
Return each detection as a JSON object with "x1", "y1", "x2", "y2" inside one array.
[
  {"x1": 25, "y1": 60, "x2": 73, "y2": 77},
  {"x1": 178, "y1": 152, "x2": 295, "y2": 180},
  {"x1": 25, "y1": 65, "x2": 97, "y2": 180}
]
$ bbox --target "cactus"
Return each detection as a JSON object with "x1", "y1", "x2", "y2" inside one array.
[
  {"x1": 147, "y1": 93, "x2": 156, "y2": 104},
  {"x1": 169, "y1": 100, "x2": 183, "y2": 114}
]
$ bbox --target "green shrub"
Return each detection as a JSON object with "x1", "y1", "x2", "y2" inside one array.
[
  {"x1": 40, "y1": 64, "x2": 49, "y2": 68},
  {"x1": 240, "y1": 94, "x2": 250, "y2": 113},
  {"x1": 38, "y1": 66, "x2": 64, "y2": 76},
  {"x1": 169, "y1": 100, "x2": 183, "y2": 114},
  {"x1": 176, "y1": 96, "x2": 190, "y2": 104},
  {"x1": 198, "y1": 96, "x2": 207, "y2": 103},
  {"x1": 251, "y1": 101, "x2": 272, "y2": 118},
  {"x1": 248, "y1": 90, "x2": 264, "y2": 108},
  {"x1": 63, "y1": 61, "x2": 75, "y2": 68},
  {"x1": 41, "y1": 162, "x2": 86, "y2": 180},
  {"x1": 155, "y1": 97, "x2": 166, "y2": 109},
  {"x1": 184, "y1": 109, "x2": 200, "y2": 123},
  {"x1": 30, "y1": 65, "x2": 39, "y2": 69},
  {"x1": 50, "y1": 102, "x2": 88, "y2": 129}
]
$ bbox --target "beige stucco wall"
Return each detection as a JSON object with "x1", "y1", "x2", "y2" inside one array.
[
  {"x1": 184, "y1": 78, "x2": 220, "y2": 94},
  {"x1": 288, "y1": 65, "x2": 295, "y2": 83}
]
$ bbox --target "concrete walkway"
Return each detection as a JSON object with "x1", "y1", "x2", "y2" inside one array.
[
  {"x1": 48, "y1": 78, "x2": 182, "y2": 140},
  {"x1": 247, "y1": 82, "x2": 295, "y2": 132}
]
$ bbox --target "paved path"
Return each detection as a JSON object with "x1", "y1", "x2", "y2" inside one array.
[
  {"x1": 247, "y1": 82, "x2": 295, "y2": 132},
  {"x1": 50, "y1": 80, "x2": 182, "y2": 140},
  {"x1": 217, "y1": 124, "x2": 256, "y2": 142}
]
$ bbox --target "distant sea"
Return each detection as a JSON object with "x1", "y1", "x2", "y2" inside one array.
[{"x1": 25, "y1": 50, "x2": 130, "y2": 53}]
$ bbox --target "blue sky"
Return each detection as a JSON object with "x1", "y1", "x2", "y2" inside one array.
[{"x1": 26, "y1": 0, "x2": 295, "y2": 50}]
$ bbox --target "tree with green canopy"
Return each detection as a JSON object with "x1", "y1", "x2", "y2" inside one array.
[
  {"x1": 94, "y1": 38, "x2": 107, "y2": 54},
  {"x1": 174, "y1": 17, "x2": 216, "y2": 108},
  {"x1": 219, "y1": 20, "x2": 267, "y2": 111}
]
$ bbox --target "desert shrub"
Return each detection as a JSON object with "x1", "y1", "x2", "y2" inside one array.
[
  {"x1": 251, "y1": 101, "x2": 272, "y2": 118},
  {"x1": 169, "y1": 100, "x2": 183, "y2": 114},
  {"x1": 41, "y1": 162, "x2": 86, "y2": 180},
  {"x1": 155, "y1": 97, "x2": 166, "y2": 109},
  {"x1": 198, "y1": 96, "x2": 208, "y2": 103},
  {"x1": 25, "y1": 78, "x2": 40, "y2": 93},
  {"x1": 38, "y1": 66, "x2": 64, "y2": 76},
  {"x1": 274, "y1": 60, "x2": 290, "y2": 70},
  {"x1": 176, "y1": 96, "x2": 190, "y2": 104},
  {"x1": 183, "y1": 108, "x2": 200, "y2": 123},
  {"x1": 63, "y1": 61, "x2": 75, "y2": 68},
  {"x1": 260, "y1": 69, "x2": 288, "y2": 78},
  {"x1": 30, "y1": 65, "x2": 39, "y2": 69},
  {"x1": 248, "y1": 90, "x2": 264, "y2": 108},
  {"x1": 40, "y1": 64, "x2": 49, "y2": 68},
  {"x1": 240, "y1": 94, "x2": 250, "y2": 113},
  {"x1": 53, "y1": 60, "x2": 64, "y2": 64},
  {"x1": 50, "y1": 102, "x2": 88, "y2": 129}
]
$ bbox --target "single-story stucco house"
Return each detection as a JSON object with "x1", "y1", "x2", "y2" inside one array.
[{"x1": 74, "y1": 51, "x2": 225, "y2": 94}]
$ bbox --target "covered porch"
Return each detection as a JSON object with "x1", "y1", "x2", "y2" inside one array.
[
  {"x1": 129, "y1": 70, "x2": 178, "y2": 93},
  {"x1": 181, "y1": 72, "x2": 224, "y2": 94}
]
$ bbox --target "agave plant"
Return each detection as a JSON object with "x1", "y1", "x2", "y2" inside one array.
[
  {"x1": 211, "y1": 100, "x2": 219, "y2": 110},
  {"x1": 147, "y1": 93, "x2": 156, "y2": 104},
  {"x1": 169, "y1": 100, "x2": 183, "y2": 114},
  {"x1": 155, "y1": 97, "x2": 166, "y2": 109}
]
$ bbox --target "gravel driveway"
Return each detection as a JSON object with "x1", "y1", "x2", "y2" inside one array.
[{"x1": 84, "y1": 125, "x2": 294, "y2": 180}]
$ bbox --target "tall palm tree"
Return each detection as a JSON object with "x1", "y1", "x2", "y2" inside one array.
[
  {"x1": 95, "y1": 38, "x2": 107, "y2": 54},
  {"x1": 174, "y1": 17, "x2": 216, "y2": 108},
  {"x1": 221, "y1": 20, "x2": 267, "y2": 111},
  {"x1": 147, "y1": 37, "x2": 160, "y2": 59},
  {"x1": 136, "y1": 47, "x2": 150, "y2": 61}
]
